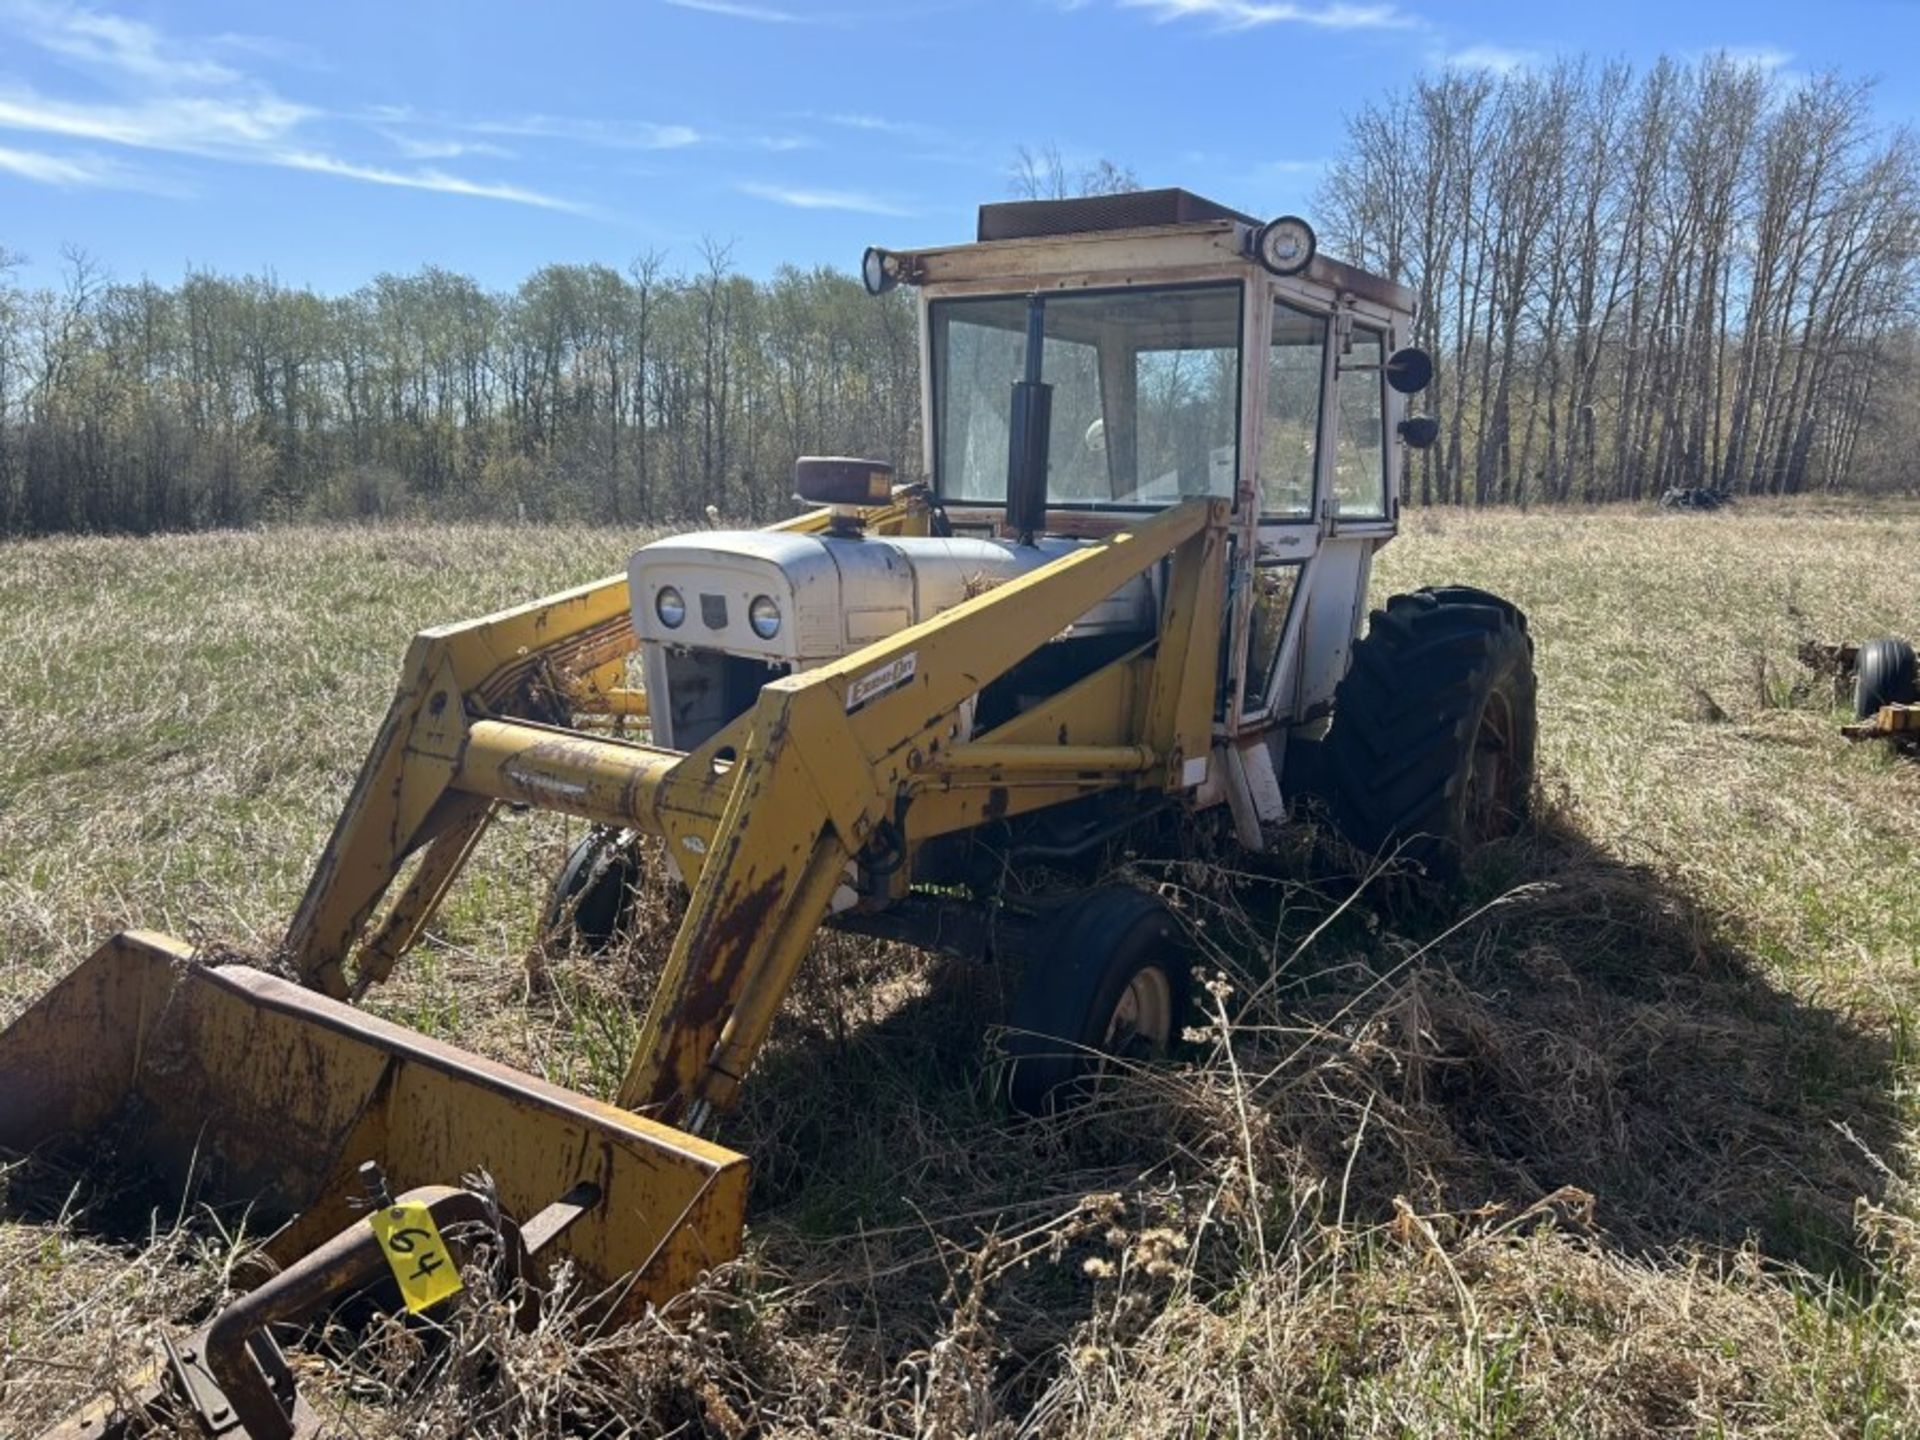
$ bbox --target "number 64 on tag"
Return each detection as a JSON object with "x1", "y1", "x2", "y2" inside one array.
[{"x1": 369, "y1": 1201, "x2": 466, "y2": 1313}]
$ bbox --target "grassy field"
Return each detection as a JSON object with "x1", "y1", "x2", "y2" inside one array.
[{"x1": 3, "y1": 501, "x2": 1919, "y2": 1436}]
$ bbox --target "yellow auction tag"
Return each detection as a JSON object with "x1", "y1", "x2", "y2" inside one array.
[{"x1": 368, "y1": 1201, "x2": 465, "y2": 1313}]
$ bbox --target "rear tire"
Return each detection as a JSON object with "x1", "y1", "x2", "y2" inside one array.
[
  {"x1": 1854, "y1": 637, "x2": 1917, "y2": 720},
  {"x1": 1322, "y1": 585, "x2": 1537, "y2": 876},
  {"x1": 1003, "y1": 887, "x2": 1191, "y2": 1116},
  {"x1": 543, "y1": 828, "x2": 643, "y2": 952}
]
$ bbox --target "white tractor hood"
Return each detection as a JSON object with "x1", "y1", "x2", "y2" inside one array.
[{"x1": 629, "y1": 529, "x2": 1155, "y2": 667}]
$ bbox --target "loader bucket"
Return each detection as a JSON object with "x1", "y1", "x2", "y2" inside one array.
[{"x1": 0, "y1": 930, "x2": 749, "y2": 1420}]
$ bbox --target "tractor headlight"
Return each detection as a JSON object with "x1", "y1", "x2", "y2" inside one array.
[
  {"x1": 655, "y1": 586, "x2": 686, "y2": 629},
  {"x1": 749, "y1": 594, "x2": 782, "y2": 640}
]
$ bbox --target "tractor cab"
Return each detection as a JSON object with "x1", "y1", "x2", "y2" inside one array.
[{"x1": 629, "y1": 189, "x2": 1435, "y2": 801}]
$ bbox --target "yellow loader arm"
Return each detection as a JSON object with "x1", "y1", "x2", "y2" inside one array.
[{"x1": 287, "y1": 496, "x2": 1223, "y2": 1127}]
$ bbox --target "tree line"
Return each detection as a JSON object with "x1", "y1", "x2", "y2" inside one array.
[
  {"x1": 0, "y1": 244, "x2": 919, "y2": 535},
  {"x1": 1319, "y1": 55, "x2": 1920, "y2": 505},
  {"x1": 2, "y1": 51, "x2": 1916, "y2": 537}
]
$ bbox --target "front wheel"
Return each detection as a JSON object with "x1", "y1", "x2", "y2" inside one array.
[
  {"x1": 1322, "y1": 585, "x2": 1537, "y2": 877},
  {"x1": 542, "y1": 827, "x2": 645, "y2": 952},
  {"x1": 1003, "y1": 887, "x2": 1191, "y2": 1115}
]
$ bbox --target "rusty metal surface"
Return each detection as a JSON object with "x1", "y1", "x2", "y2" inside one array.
[
  {"x1": 282, "y1": 571, "x2": 637, "y2": 996},
  {"x1": 35, "y1": 1179, "x2": 605, "y2": 1440},
  {"x1": 206, "y1": 1185, "x2": 505, "y2": 1440},
  {"x1": 0, "y1": 934, "x2": 749, "y2": 1314},
  {"x1": 1843, "y1": 702, "x2": 1920, "y2": 743}
]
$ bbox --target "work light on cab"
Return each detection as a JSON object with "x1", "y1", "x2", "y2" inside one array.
[
  {"x1": 1252, "y1": 215, "x2": 1316, "y2": 275},
  {"x1": 862, "y1": 246, "x2": 897, "y2": 295}
]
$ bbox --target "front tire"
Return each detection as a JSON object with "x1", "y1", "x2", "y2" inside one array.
[
  {"x1": 1323, "y1": 585, "x2": 1537, "y2": 876},
  {"x1": 542, "y1": 827, "x2": 644, "y2": 952},
  {"x1": 1003, "y1": 887, "x2": 1191, "y2": 1115}
]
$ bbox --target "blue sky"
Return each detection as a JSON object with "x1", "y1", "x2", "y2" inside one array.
[{"x1": 0, "y1": 0, "x2": 1914, "y2": 292}]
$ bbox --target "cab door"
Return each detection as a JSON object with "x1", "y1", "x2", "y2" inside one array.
[
  {"x1": 1237, "y1": 291, "x2": 1410, "y2": 731},
  {"x1": 1233, "y1": 289, "x2": 1333, "y2": 729}
]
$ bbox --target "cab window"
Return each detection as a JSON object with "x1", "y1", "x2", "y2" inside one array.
[
  {"x1": 1333, "y1": 327, "x2": 1387, "y2": 517},
  {"x1": 1263, "y1": 301, "x2": 1325, "y2": 518},
  {"x1": 932, "y1": 284, "x2": 1242, "y2": 509}
]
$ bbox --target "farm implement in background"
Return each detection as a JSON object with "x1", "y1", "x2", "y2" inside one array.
[{"x1": 1805, "y1": 636, "x2": 1919, "y2": 753}]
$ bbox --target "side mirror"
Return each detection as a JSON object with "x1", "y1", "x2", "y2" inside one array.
[
  {"x1": 1385, "y1": 347, "x2": 1434, "y2": 395},
  {"x1": 1398, "y1": 416, "x2": 1440, "y2": 450}
]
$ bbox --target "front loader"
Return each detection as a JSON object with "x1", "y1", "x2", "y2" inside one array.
[{"x1": 2, "y1": 190, "x2": 1538, "y2": 1437}]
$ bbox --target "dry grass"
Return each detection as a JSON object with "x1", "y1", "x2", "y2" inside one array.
[{"x1": 2, "y1": 500, "x2": 1918, "y2": 1437}]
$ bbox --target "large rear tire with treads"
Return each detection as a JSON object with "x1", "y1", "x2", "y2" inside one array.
[{"x1": 1323, "y1": 585, "x2": 1537, "y2": 876}]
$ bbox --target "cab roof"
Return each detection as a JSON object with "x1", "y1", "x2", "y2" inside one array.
[
  {"x1": 977, "y1": 189, "x2": 1257, "y2": 242},
  {"x1": 889, "y1": 188, "x2": 1418, "y2": 319}
]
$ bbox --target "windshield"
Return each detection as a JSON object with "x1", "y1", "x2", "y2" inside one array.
[{"x1": 931, "y1": 283, "x2": 1242, "y2": 508}]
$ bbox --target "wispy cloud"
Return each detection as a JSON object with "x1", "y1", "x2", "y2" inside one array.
[
  {"x1": 0, "y1": 89, "x2": 313, "y2": 152},
  {"x1": 1118, "y1": 0, "x2": 1416, "y2": 31},
  {"x1": 737, "y1": 180, "x2": 914, "y2": 216},
  {"x1": 276, "y1": 153, "x2": 589, "y2": 211},
  {"x1": 1438, "y1": 43, "x2": 1541, "y2": 74},
  {"x1": 0, "y1": 2, "x2": 587, "y2": 210},
  {"x1": 379, "y1": 131, "x2": 515, "y2": 162},
  {"x1": 816, "y1": 111, "x2": 959, "y2": 149},
  {"x1": 462, "y1": 114, "x2": 702, "y2": 150},
  {"x1": 1711, "y1": 45, "x2": 1794, "y2": 73},
  {"x1": 8, "y1": 0, "x2": 242, "y2": 88},
  {"x1": 662, "y1": 0, "x2": 807, "y2": 20},
  {"x1": 0, "y1": 139, "x2": 130, "y2": 186},
  {"x1": 827, "y1": 113, "x2": 920, "y2": 136}
]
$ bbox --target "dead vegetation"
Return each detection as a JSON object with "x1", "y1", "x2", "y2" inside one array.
[{"x1": 3, "y1": 501, "x2": 1919, "y2": 1436}]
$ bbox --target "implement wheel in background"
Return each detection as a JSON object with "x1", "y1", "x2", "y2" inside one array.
[
  {"x1": 1854, "y1": 637, "x2": 1918, "y2": 720},
  {"x1": 1004, "y1": 886, "x2": 1192, "y2": 1116}
]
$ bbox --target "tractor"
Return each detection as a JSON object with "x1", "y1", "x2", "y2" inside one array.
[{"x1": 2, "y1": 188, "x2": 1535, "y2": 1438}]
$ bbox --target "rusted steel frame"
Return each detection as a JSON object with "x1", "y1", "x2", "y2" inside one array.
[
  {"x1": 204, "y1": 1182, "x2": 600, "y2": 1440},
  {"x1": 570, "y1": 686, "x2": 649, "y2": 718},
  {"x1": 766, "y1": 489, "x2": 933, "y2": 538},
  {"x1": 208, "y1": 1185, "x2": 495, "y2": 1440},
  {"x1": 39, "y1": 1182, "x2": 599, "y2": 1440},
  {"x1": 349, "y1": 798, "x2": 494, "y2": 996},
  {"x1": 693, "y1": 832, "x2": 853, "y2": 1122},
  {"x1": 1142, "y1": 509, "x2": 1229, "y2": 789},
  {"x1": 616, "y1": 707, "x2": 851, "y2": 1122},
  {"x1": 284, "y1": 574, "x2": 634, "y2": 997},
  {"x1": 1843, "y1": 702, "x2": 1920, "y2": 740}
]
